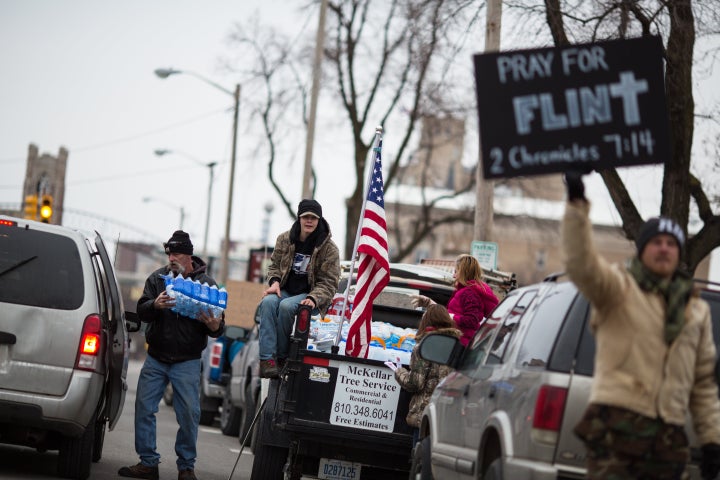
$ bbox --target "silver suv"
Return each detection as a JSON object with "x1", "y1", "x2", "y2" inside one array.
[
  {"x1": 0, "y1": 215, "x2": 141, "y2": 480},
  {"x1": 415, "y1": 275, "x2": 720, "y2": 480}
]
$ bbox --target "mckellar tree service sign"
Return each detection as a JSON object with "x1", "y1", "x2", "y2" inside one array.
[{"x1": 473, "y1": 36, "x2": 670, "y2": 179}]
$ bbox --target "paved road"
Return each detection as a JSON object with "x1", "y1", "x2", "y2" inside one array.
[{"x1": 0, "y1": 358, "x2": 255, "y2": 480}]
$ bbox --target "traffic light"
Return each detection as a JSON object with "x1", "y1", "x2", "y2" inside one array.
[
  {"x1": 24, "y1": 194, "x2": 38, "y2": 220},
  {"x1": 39, "y1": 194, "x2": 53, "y2": 223}
]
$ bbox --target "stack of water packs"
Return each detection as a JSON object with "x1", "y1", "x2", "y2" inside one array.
[
  {"x1": 308, "y1": 316, "x2": 416, "y2": 364},
  {"x1": 162, "y1": 274, "x2": 227, "y2": 320}
]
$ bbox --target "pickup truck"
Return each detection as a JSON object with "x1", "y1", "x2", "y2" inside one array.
[{"x1": 248, "y1": 263, "x2": 515, "y2": 480}]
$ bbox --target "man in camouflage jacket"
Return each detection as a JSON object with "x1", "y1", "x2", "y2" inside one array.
[{"x1": 562, "y1": 172, "x2": 720, "y2": 480}]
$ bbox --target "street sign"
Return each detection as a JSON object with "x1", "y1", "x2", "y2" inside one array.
[
  {"x1": 473, "y1": 36, "x2": 669, "y2": 179},
  {"x1": 471, "y1": 241, "x2": 498, "y2": 271}
]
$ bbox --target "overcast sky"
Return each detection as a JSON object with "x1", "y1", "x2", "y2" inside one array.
[
  {"x1": 0, "y1": 0, "x2": 323, "y2": 250},
  {"x1": 1, "y1": 1, "x2": 718, "y2": 279}
]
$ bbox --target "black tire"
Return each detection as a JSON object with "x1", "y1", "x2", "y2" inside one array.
[
  {"x1": 57, "y1": 423, "x2": 95, "y2": 480},
  {"x1": 409, "y1": 436, "x2": 433, "y2": 480},
  {"x1": 484, "y1": 457, "x2": 503, "y2": 480},
  {"x1": 220, "y1": 384, "x2": 241, "y2": 436},
  {"x1": 239, "y1": 383, "x2": 257, "y2": 446},
  {"x1": 250, "y1": 443, "x2": 288, "y2": 480},
  {"x1": 199, "y1": 389, "x2": 216, "y2": 426},
  {"x1": 163, "y1": 383, "x2": 173, "y2": 406},
  {"x1": 91, "y1": 418, "x2": 106, "y2": 463}
]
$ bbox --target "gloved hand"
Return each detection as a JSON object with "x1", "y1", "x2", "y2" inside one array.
[
  {"x1": 701, "y1": 443, "x2": 720, "y2": 479},
  {"x1": 564, "y1": 170, "x2": 587, "y2": 202},
  {"x1": 411, "y1": 295, "x2": 435, "y2": 309}
]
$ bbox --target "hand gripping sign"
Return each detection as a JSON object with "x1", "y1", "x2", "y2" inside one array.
[{"x1": 473, "y1": 36, "x2": 670, "y2": 179}]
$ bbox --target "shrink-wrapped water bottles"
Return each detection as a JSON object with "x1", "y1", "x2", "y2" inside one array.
[{"x1": 161, "y1": 273, "x2": 227, "y2": 320}]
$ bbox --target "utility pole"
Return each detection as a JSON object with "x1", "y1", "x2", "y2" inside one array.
[
  {"x1": 301, "y1": 0, "x2": 328, "y2": 199},
  {"x1": 474, "y1": 0, "x2": 502, "y2": 242},
  {"x1": 219, "y1": 84, "x2": 241, "y2": 285}
]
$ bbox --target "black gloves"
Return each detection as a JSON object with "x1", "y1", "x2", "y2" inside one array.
[
  {"x1": 564, "y1": 170, "x2": 588, "y2": 202},
  {"x1": 701, "y1": 443, "x2": 720, "y2": 480}
]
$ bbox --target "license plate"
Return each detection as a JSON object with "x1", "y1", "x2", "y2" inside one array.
[{"x1": 318, "y1": 458, "x2": 361, "y2": 480}]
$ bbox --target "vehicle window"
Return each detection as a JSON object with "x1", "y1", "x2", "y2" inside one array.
[
  {"x1": 486, "y1": 290, "x2": 537, "y2": 365},
  {"x1": 0, "y1": 226, "x2": 84, "y2": 309},
  {"x1": 548, "y1": 292, "x2": 590, "y2": 373},
  {"x1": 457, "y1": 294, "x2": 521, "y2": 373},
  {"x1": 516, "y1": 287, "x2": 577, "y2": 369},
  {"x1": 574, "y1": 319, "x2": 596, "y2": 376}
]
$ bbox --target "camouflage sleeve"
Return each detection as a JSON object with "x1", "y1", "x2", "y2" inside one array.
[
  {"x1": 394, "y1": 351, "x2": 429, "y2": 394},
  {"x1": 266, "y1": 233, "x2": 288, "y2": 286},
  {"x1": 308, "y1": 240, "x2": 340, "y2": 312}
]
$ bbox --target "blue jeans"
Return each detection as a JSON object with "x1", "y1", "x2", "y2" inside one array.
[
  {"x1": 258, "y1": 291, "x2": 316, "y2": 360},
  {"x1": 135, "y1": 355, "x2": 201, "y2": 471}
]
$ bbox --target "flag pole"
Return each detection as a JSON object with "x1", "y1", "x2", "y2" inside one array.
[{"x1": 332, "y1": 126, "x2": 384, "y2": 351}]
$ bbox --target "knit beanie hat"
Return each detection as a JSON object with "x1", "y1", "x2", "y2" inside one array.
[
  {"x1": 164, "y1": 230, "x2": 194, "y2": 255},
  {"x1": 297, "y1": 199, "x2": 322, "y2": 219},
  {"x1": 635, "y1": 217, "x2": 685, "y2": 256}
]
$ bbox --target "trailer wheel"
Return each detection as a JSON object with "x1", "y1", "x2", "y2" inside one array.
[{"x1": 250, "y1": 443, "x2": 288, "y2": 480}]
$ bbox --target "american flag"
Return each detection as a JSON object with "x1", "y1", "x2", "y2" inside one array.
[{"x1": 345, "y1": 142, "x2": 390, "y2": 358}]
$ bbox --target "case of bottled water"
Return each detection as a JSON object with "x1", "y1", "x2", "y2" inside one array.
[{"x1": 162, "y1": 274, "x2": 227, "y2": 320}]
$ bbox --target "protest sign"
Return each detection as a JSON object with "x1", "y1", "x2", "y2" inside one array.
[{"x1": 473, "y1": 36, "x2": 669, "y2": 179}]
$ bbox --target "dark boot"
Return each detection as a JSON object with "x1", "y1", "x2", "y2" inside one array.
[
  {"x1": 118, "y1": 463, "x2": 159, "y2": 480},
  {"x1": 259, "y1": 359, "x2": 279, "y2": 378},
  {"x1": 178, "y1": 468, "x2": 198, "y2": 480}
]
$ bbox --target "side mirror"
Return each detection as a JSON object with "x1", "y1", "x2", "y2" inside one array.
[
  {"x1": 417, "y1": 334, "x2": 463, "y2": 368},
  {"x1": 125, "y1": 311, "x2": 141, "y2": 333}
]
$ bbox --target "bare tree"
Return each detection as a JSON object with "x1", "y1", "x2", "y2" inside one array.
[
  {"x1": 224, "y1": 1, "x2": 485, "y2": 259},
  {"x1": 222, "y1": 13, "x2": 317, "y2": 221},
  {"x1": 324, "y1": 0, "x2": 485, "y2": 258},
  {"x1": 506, "y1": 0, "x2": 720, "y2": 274}
]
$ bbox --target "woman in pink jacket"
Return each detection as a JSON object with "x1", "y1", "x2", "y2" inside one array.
[
  {"x1": 414, "y1": 254, "x2": 499, "y2": 346},
  {"x1": 446, "y1": 254, "x2": 499, "y2": 346}
]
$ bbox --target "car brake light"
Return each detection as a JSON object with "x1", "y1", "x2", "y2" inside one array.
[
  {"x1": 76, "y1": 314, "x2": 103, "y2": 372},
  {"x1": 532, "y1": 385, "x2": 568, "y2": 443},
  {"x1": 210, "y1": 342, "x2": 223, "y2": 369},
  {"x1": 0, "y1": 219, "x2": 17, "y2": 227}
]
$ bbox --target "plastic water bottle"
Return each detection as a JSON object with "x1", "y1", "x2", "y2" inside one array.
[
  {"x1": 179, "y1": 276, "x2": 194, "y2": 316},
  {"x1": 209, "y1": 284, "x2": 219, "y2": 306},
  {"x1": 162, "y1": 274, "x2": 176, "y2": 298},
  {"x1": 174, "y1": 275, "x2": 187, "y2": 315},
  {"x1": 218, "y1": 287, "x2": 228, "y2": 309},
  {"x1": 188, "y1": 280, "x2": 202, "y2": 318},
  {"x1": 200, "y1": 282, "x2": 210, "y2": 303},
  {"x1": 206, "y1": 284, "x2": 222, "y2": 317}
]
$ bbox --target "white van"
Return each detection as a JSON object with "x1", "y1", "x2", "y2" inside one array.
[{"x1": 0, "y1": 215, "x2": 141, "y2": 479}]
